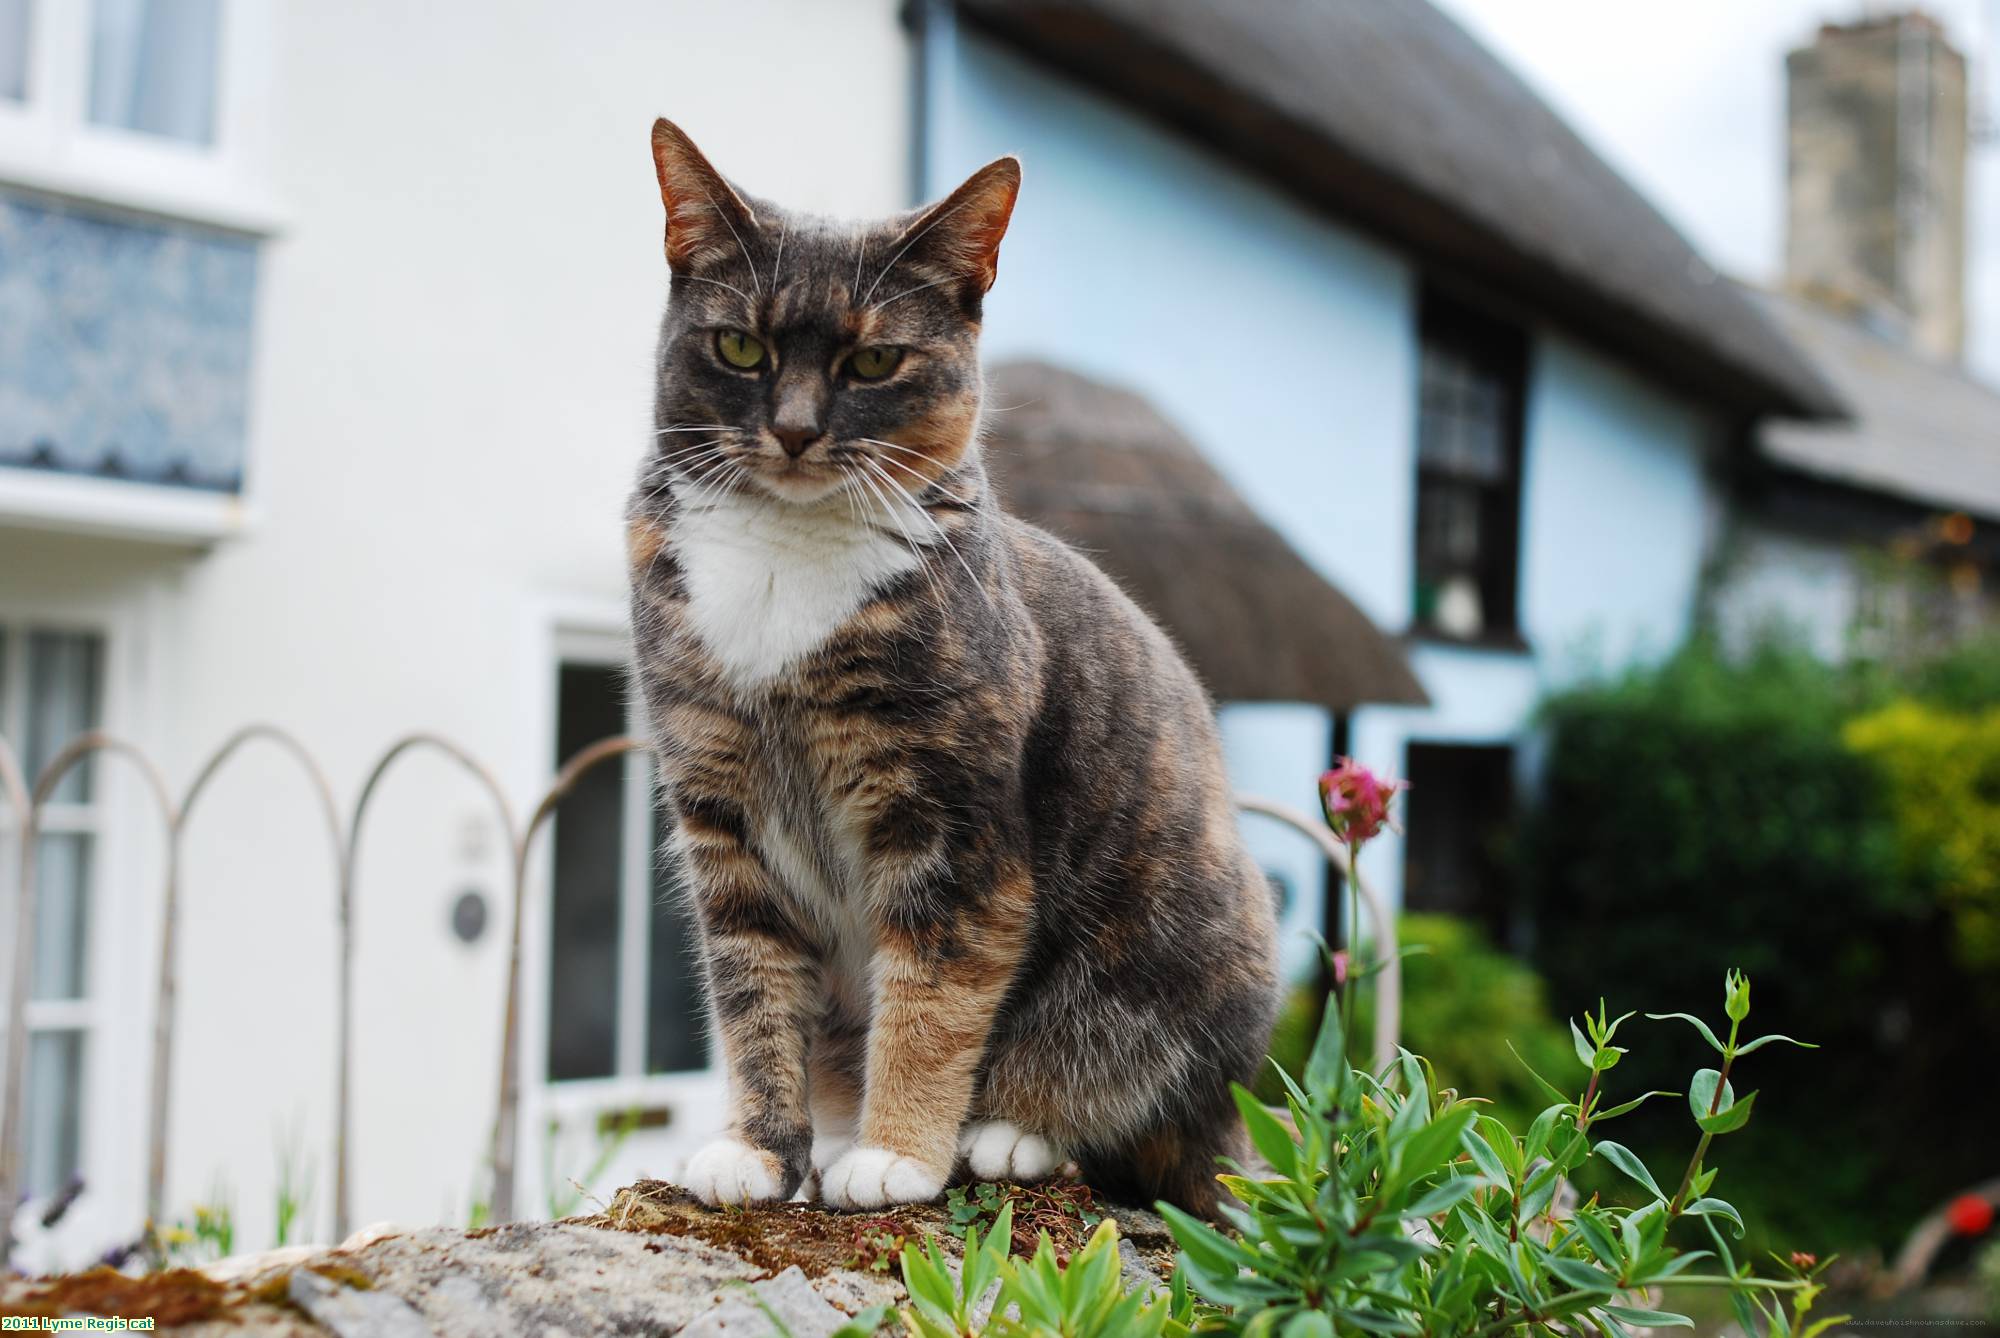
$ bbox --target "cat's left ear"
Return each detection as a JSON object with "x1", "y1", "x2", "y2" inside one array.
[{"x1": 896, "y1": 156, "x2": 1021, "y2": 294}]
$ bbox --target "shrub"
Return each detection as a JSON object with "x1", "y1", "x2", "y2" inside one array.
[
  {"x1": 1516, "y1": 638, "x2": 1988, "y2": 1255},
  {"x1": 1905, "y1": 631, "x2": 2000, "y2": 712},
  {"x1": 1845, "y1": 700, "x2": 2000, "y2": 984}
]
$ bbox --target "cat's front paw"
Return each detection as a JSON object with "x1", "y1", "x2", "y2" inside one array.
[
  {"x1": 959, "y1": 1120, "x2": 1060, "y2": 1182},
  {"x1": 819, "y1": 1146, "x2": 944, "y2": 1210},
  {"x1": 681, "y1": 1137, "x2": 788, "y2": 1207}
]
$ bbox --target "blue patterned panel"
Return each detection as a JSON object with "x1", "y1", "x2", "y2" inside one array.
[{"x1": 0, "y1": 187, "x2": 257, "y2": 493}]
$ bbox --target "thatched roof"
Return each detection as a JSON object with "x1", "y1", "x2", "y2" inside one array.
[
  {"x1": 1749, "y1": 288, "x2": 2000, "y2": 522},
  {"x1": 984, "y1": 361, "x2": 1428, "y2": 709},
  {"x1": 947, "y1": 0, "x2": 1847, "y2": 423}
]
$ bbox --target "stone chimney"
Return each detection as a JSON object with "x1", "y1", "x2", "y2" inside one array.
[{"x1": 1785, "y1": 12, "x2": 1969, "y2": 361}]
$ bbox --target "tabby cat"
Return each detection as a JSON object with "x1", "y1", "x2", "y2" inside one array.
[{"x1": 627, "y1": 119, "x2": 1278, "y2": 1215}]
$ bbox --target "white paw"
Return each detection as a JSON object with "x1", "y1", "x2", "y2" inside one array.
[
  {"x1": 820, "y1": 1145, "x2": 944, "y2": 1210},
  {"x1": 681, "y1": 1137, "x2": 785, "y2": 1206},
  {"x1": 959, "y1": 1121, "x2": 1060, "y2": 1182}
]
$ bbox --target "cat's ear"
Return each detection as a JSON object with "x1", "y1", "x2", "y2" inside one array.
[
  {"x1": 650, "y1": 118, "x2": 759, "y2": 273},
  {"x1": 896, "y1": 156, "x2": 1021, "y2": 294}
]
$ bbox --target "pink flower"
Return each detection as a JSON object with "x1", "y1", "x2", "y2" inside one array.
[
  {"x1": 1318, "y1": 757, "x2": 1409, "y2": 847},
  {"x1": 1329, "y1": 950, "x2": 1351, "y2": 988}
]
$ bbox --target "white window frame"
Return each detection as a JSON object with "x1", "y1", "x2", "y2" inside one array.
[
  {"x1": 0, "y1": 0, "x2": 272, "y2": 547},
  {"x1": 0, "y1": 0, "x2": 280, "y2": 234},
  {"x1": 518, "y1": 600, "x2": 723, "y2": 1212},
  {"x1": 0, "y1": 594, "x2": 153, "y2": 1274}
]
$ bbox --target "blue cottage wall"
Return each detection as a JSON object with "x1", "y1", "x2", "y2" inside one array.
[{"x1": 924, "y1": 19, "x2": 1722, "y2": 967}]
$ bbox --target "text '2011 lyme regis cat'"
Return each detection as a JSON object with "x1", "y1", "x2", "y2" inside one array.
[{"x1": 625, "y1": 119, "x2": 1279, "y2": 1215}]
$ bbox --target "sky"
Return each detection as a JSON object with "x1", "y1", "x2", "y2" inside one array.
[{"x1": 1432, "y1": 0, "x2": 2000, "y2": 386}]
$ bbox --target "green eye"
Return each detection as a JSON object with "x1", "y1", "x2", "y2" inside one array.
[
  {"x1": 847, "y1": 345, "x2": 902, "y2": 380},
  {"x1": 716, "y1": 329, "x2": 767, "y2": 370}
]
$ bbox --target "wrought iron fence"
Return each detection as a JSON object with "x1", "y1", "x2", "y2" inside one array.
[{"x1": 0, "y1": 727, "x2": 1398, "y2": 1262}]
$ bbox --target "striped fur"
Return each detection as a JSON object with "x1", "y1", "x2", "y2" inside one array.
[{"x1": 628, "y1": 121, "x2": 1278, "y2": 1215}]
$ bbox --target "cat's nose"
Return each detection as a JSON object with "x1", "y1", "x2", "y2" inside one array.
[{"x1": 772, "y1": 424, "x2": 823, "y2": 458}]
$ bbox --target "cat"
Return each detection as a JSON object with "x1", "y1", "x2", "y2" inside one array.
[{"x1": 626, "y1": 119, "x2": 1279, "y2": 1216}]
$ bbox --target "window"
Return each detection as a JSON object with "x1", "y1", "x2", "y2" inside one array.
[
  {"x1": 1413, "y1": 293, "x2": 1528, "y2": 641},
  {"x1": 0, "y1": 626, "x2": 105, "y2": 1200},
  {"x1": 1402, "y1": 743, "x2": 1515, "y2": 948},
  {"x1": 0, "y1": 0, "x2": 28, "y2": 102},
  {"x1": 0, "y1": 0, "x2": 270, "y2": 238},
  {"x1": 88, "y1": 0, "x2": 222, "y2": 145},
  {"x1": 546, "y1": 661, "x2": 708, "y2": 1083}
]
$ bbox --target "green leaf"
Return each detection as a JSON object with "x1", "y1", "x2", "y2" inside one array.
[
  {"x1": 1462, "y1": 1124, "x2": 1509, "y2": 1185},
  {"x1": 1688, "y1": 1069, "x2": 1735, "y2": 1121},
  {"x1": 1400, "y1": 1174, "x2": 1485, "y2": 1220},
  {"x1": 1571, "y1": 1019, "x2": 1597, "y2": 1070},
  {"x1": 1646, "y1": 1012, "x2": 1725, "y2": 1053},
  {"x1": 1696, "y1": 1090, "x2": 1758, "y2": 1135},
  {"x1": 1733, "y1": 1032, "x2": 1818, "y2": 1055},
  {"x1": 827, "y1": 1304, "x2": 894, "y2": 1338},
  {"x1": 1681, "y1": 1196, "x2": 1745, "y2": 1238},
  {"x1": 1507, "y1": 1041, "x2": 1576, "y2": 1108},
  {"x1": 1545, "y1": 1256, "x2": 1617, "y2": 1293},
  {"x1": 1476, "y1": 1114, "x2": 1525, "y2": 1181},
  {"x1": 1282, "y1": 1314, "x2": 1335, "y2": 1338},
  {"x1": 1393, "y1": 1105, "x2": 1477, "y2": 1189},
  {"x1": 1567, "y1": 1210, "x2": 1624, "y2": 1268},
  {"x1": 1593, "y1": 1140, "x2": 1667, "y2": 1201},
  {"x1": 1605, "y1": 1305, "x2": 1694, "y2": 1327},
  {"x1": 1590, "y1": 1090, "x2": 1678, "y2": 1123},
  {"x1": 1524, "y1": 1102, "x2": 1565, "y2": 1165},
  {"x1": 1304, "y1": 990, "x2": 1349, "y2": 1096},
  {"x1": 1234, "y1": 1085, "x2": 1301, "y2": 1178}
]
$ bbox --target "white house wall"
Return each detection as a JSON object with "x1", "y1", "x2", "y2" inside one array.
[{"x1": 2, "y1": 0, "x2": 912, "y2": 1265}]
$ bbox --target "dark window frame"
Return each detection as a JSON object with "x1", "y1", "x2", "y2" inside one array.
[{"x1": 1411, "y1": 290, "x2": 1530, "y2": 645}]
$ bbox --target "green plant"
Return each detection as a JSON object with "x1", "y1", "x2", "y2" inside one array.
[
  {"x1": 1163, "y1": 963, "x2": 1835, "y2": 1336},
  {"x1": 900, "y1": 1200, "x2": 1196, "y2": 1338},
  {"x1": 944, "y1": 1178, "x2": 1104, "y2": 1254},
  {"x1": 1161, "y1": 761, "x2": 1837, "y2": 1335},
  {"x1": 1261, "y1": 914, "x2": 1573, "y2": 1130},
  {"x1": 273, "y1": 1126, "x2": 315, "y2": 1248},
  {"x1": 155, "y1": 1189, "x2": 236, "y2": 1269},
  {"x1": 902, "y1": 1200, "x2": 1015, "y2": 1337}
]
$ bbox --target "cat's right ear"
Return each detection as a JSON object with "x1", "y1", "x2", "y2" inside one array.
[{"x1": 650, "y1": 118, "x2": 758, "y2": 273}]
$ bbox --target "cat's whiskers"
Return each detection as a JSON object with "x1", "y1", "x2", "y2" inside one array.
[
  {"x1": 867, "y1": 274, "x2": 956, "y2": 314},
  {"x1": 861, "y1": 201, "x2": 970, "y2": 308},
  {"x1": 658, "y1": 437, "x2": 731, "y2": 467},
  {"x1": 655, "y1": 424, "x2": 740, "y2": 437},
  {"x1": 693, "y1": 457, "x2": 751, "y2": 512},
  {"x1": 703, "y1": 190, "x2": 763, "y2": 299},
  {"x1": 861, "y1": 455, "x2": 989, "y2": 605},
  {"x1": 675, "y1": 452, "x2": 740, "y2": 512},
  {"x1": 858, "y1": 437, "x2": 934, "y2": 467},
  {"x1": 637, "y1": 440, "x2": 730, "y2": 503},
  {"x1": 846, "y1": 459, "x2": 949, "y2": 609},
  {"x1": 769, "y1": 221, "x2": 788, "y2": 297},
  {"x1": 674, "y1": 273, "x2": 757, "y2": 308}
]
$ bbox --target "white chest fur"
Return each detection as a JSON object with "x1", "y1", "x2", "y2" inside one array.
[{"x1": 671, "y1": 491, "x2": 920, "y2": 689}]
